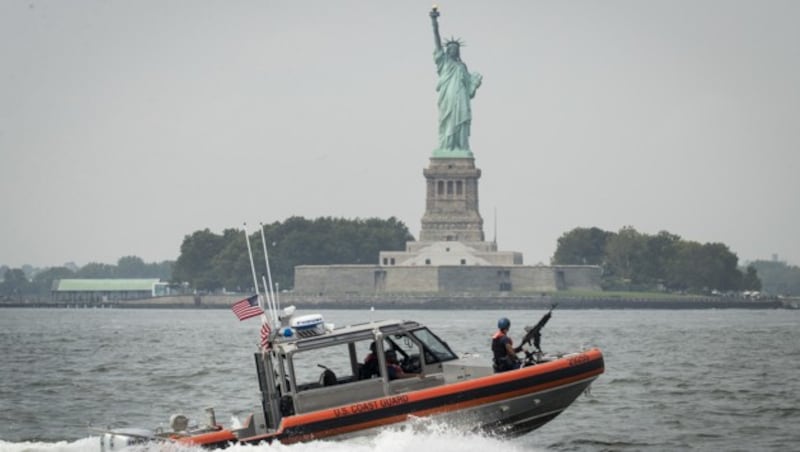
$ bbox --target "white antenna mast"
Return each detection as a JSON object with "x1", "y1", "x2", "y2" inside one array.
[
  {"x1": 242, "y1": 223, "x2": 261, "y2": 301},
  {"x1": 259, "y1": 223, "x2": 278, "y2": 324}
]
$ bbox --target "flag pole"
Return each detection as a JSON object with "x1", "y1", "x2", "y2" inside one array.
[
  {"x1": 275, "y1": 282, "x2": 281, "y2": 317},
  {"x1": 259, "y1": 222, "x2": 278, "y2": 323},
  {"x1": 261, "y1": 273, "x2": 276, "y2": 327},
  {"x1": 243, "y1": 223, "x2": 262, "y2": 307},
  {"x1": 245, "y1": 223, "x2": 273, "y2": 355}
]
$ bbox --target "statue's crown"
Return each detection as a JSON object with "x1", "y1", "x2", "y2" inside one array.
[{"x1": 444, "y1": 37, "x2": 465, "y2": 47}]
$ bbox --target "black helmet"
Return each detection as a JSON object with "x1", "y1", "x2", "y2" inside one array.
[{"x1": 498, "y1": 317, "x2": 510, "y2": 330}]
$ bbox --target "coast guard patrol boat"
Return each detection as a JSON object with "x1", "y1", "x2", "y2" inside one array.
[{"x1": 100, "y1": 308, "x2": 604, "y2": 449}]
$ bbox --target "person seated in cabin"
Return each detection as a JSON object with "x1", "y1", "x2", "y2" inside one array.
[
  {"x1": 492, "y1": 317, "x2": 522, "y2": 373},
  {"x1": 385, "y1": 350, "x2": 418, "y2": 380},
  {"x1": 360, "y1": 341, "x2": 380, "y2": 379},
  {"x1": 319, "y1": 365, "x2": 337, "y2": 386}
]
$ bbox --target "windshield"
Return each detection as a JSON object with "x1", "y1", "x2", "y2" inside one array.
[{"x1": 411, "y1": 328, "x2": 457, "y2": 363}]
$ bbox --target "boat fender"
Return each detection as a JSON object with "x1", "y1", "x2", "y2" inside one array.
[{"x1": 100, "y1": 429, "x2": 154, "y2": 450}]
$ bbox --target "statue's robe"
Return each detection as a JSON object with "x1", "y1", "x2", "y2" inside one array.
[{"x1": 434, "y1": 47, "x2": 481, "y2": 151}]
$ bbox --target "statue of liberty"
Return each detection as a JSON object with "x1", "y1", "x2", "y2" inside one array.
[{"x1": 430, "y1": 6, "x2": 482, "y2": 155}]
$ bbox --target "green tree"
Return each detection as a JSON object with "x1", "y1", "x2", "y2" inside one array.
[
  {"x1": 665, "y1": 241, "x2": 701, "y2": 291},
  {"x1": 604, "y1": 227, "x2": 648, "y2": 286},
  {"x1": 253, "y1": 216, "x2": 411, "y2": 289},
  {"x1": 212, "y1": 231, "x2": 257, "y2": 292},
  {"x1": 665, "y1": 241, "x2": 743, "y2": 292},
  {"x1": 0, "y1": 268, "x2": 31, "y2": 297},
  {"x1": 740, "y1": 265, "x2": 762, "y2": 291},
  {"x1": 172, "y1": 229, "x2": 231, "y2": 291},
  {"x1": 551, "y1": 227, "x2": 611, "y2": 265},
  {"x1": 115, "y1": 256, "x2": 174, "y2": 279},
  {"x1": 638, "y1": 231, "x2": 681, "y2": 285},
  {"x1": 148, "y1": 260, "x2": 174, "y2": 280},
  {"x1": 116, "y1": 256, "x2": 148, "y2": 277},
  {"x1": 701, "y1": 242, "x2": 743, "y2": 291},
  {"x1": 76, "y1": 262, "x2": 117, "y2": 278},
  {"x1": 554, "y1": 225, "x2": 750, "y2": 294},
  {"x1": 32, "y1": 266, "x2": 76, "y2": 296},
  {"x1": 173, "y1": 217, "x2": 413, "y2": 292}
]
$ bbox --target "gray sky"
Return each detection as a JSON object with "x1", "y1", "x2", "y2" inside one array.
[{"x1": 2, "y1": 0, "x2": 799, "y2": 269}]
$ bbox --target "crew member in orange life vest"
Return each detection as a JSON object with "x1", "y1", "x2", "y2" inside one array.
[
  {"x1": 386, "y1": 350, "x2": 418, "y2": 380},
  {"x1": 492, "y1": 317, "x2": 522, "y2": 372}
]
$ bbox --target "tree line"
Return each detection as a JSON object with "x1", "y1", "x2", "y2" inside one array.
[
  {"x1": 0, "y1": 217, "x2": 411, "y2": 298},
  {"x1": 552, "y1": 226, "x2": 761, "y2": 293},
  {"x1": 171, "y1": 216, "x2": 414, "y2": 292},
  {"x1": 0, "y1": 256, "x2": 174, "y2": 299},
  {"x1": 7, "y1": 220, "x2": 798, "y2": 299}
]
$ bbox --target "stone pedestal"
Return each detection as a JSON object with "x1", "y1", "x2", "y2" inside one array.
[{"x1": 420, "y1": 157, "x2": 485, "y2": 242}]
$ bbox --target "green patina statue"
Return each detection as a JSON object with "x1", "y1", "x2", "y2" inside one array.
[{"x1": 430, "y1": 6, "x2": 482, "y2": 157}]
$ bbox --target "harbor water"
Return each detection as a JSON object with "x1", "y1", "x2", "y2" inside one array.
[{"x1": 0, "y1": 308, "x2": 798, "y2": 451}]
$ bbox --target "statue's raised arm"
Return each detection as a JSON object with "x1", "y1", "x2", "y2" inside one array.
[
  {"x1": 430, "y1": 6, "x2": 442, "y2": 51},
  {"x1": 428, "y1": 6, "x2": 482, "y2": 155}
]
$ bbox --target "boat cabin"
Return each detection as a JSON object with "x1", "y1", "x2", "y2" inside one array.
[{"x1": 254, "y1": 317, "x2": 460, "y2": 426}]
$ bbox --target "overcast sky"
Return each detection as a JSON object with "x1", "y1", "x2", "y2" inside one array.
[{"x1": 2, "y1": 0, "x2": 799, "y2": 269}]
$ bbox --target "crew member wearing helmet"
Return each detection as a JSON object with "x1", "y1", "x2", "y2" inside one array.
[{"x1": 492, "y1": 317, "x2": 522, "y2": 373}]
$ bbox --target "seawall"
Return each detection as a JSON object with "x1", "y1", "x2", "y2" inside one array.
[{"x1": 2, "y1": 293, "x2": 789, "y2": 309}]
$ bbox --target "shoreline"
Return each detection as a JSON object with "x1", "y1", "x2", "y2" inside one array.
[{"x1": 1, "y1": 293, "x2": 792, "y2": 310}]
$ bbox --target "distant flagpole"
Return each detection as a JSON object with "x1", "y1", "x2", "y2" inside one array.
[{"x1": 259, "y1": 222, "x2": 278, "y2": 324}]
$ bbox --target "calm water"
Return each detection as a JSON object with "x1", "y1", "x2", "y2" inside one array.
[{"x1": 0, "y1": 308, "x2": 798, "y2": 452}]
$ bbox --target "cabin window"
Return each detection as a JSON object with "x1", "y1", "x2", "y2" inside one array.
[
  {"x1": 380, "y1": 332, "x2": 424, "y2": 375},
  {"x1": 291, "y1": 343, "x2": 355, "y2": 391},
  {"x1": 363, "y1": 336, "x2": 424, "y2": 379},
  {"x1": 355, "y1": 338, "x2": 384, "y2": 380},
  {"x1": 410, "y1": 328, "x2": 458, "y2": 364}
]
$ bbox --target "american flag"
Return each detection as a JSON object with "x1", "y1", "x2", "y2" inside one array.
[
  {"x1": 231, "y1": 294, "x2": 263, "y2": 321},
  {"x1": 260, "y1": 319, "x2": 272, "y2": 350}
]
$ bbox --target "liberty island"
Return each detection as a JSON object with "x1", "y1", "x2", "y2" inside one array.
[{"x1": 293, "y1": 7, "x2": 601, "y2": 297}]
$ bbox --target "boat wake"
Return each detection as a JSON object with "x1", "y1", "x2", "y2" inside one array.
[{"x1": 0, "y1": 421, "x2": 543, "y2": 452}]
